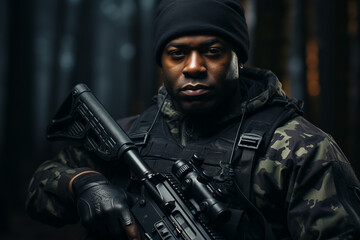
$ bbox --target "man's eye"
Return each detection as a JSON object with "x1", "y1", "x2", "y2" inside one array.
[
  {"x1": 169, "y1": 50, "x2": 185, "y2": 58},
  {"x1": 206, "y1": 47, "x2": 222, "y2": 55}
]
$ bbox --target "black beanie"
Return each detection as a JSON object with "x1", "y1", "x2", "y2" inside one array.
[{"x1": 154, "y1": 0, "x2": 249, "y2": 66}]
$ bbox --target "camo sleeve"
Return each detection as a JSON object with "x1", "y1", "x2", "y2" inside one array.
[
  {"x1": 26, "y1": 116, "x2": 138, "y2": 227},
  {"x1": 253, "y1": 116, "x2": 360, "y2": 239},
  {"x1": 25, "y1": 145, "x2": 106, "y2": 227}
]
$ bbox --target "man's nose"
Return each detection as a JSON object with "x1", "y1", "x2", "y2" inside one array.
[{"x1": 183, "y1": 51, "x2": 206, "y2": 78}]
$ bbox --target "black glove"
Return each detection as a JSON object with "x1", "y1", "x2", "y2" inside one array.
[{"x1": 72, "y1": 172, "x2": 134, "y2": 238}]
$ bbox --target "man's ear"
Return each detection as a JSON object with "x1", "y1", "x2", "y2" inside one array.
[{"x1": 226, "y1": 51, "x2": 239, "y2": 80}]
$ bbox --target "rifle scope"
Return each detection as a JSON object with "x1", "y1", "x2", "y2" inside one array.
[{"x1": 172, "y1": 155, "x2": 231, "y2": 224}]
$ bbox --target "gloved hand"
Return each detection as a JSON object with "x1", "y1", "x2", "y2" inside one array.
[{"x1": 71, "y1": 171, "x2": 140, "y2": 239}]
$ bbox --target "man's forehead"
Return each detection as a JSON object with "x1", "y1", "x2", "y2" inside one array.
[{"x1": 165, "y1": 35, "x2": 227, "y2": 47}]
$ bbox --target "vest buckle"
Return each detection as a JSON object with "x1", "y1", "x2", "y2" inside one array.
[
  {"x1": 238, "y1": 133, "x2": 262, "y2": 149},
  {"x1": 130, "y1": 132, "x2": 149, "y2": 146}
]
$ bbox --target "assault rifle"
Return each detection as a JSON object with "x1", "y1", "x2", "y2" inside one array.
[{"x1": 47, "y1": 83, "x2": 231, "y2": 240}]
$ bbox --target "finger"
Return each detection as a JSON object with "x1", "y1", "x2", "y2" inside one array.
[
  {"x1": 77, "y1": 198, "x2": 92, "y2": 227},
  {"x1": 119, "y1": 207, "x2": 133, "y2": 226},
  {"x1": 123, "y1": 222, "x2": 141, "y2": 240}
]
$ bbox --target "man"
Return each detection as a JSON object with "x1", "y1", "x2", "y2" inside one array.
[{"x1": 26, "y1": 0, "x2": 360, "y2": 239}]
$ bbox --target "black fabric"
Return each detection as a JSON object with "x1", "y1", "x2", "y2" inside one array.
[
  {"x1": 154, "y1": 0, "x2": 250, "y2": 65},
  {"x1": 117, "y1": 115, "x2": 140, "y2": 135},
  {"x1": 127, "y1": 97, "x2": 301, "y2": 239},
  {"x1": 129, "y1": 103, "x2": 237, "y2": 176}
]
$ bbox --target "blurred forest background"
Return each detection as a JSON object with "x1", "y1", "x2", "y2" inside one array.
[{"x1": 0, "y1": 0, "x2": 359, "y2": 239}]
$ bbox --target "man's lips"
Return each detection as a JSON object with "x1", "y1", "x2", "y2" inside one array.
[{"x1": 179, "y1": 84, "x2": 211, "y2": 97}]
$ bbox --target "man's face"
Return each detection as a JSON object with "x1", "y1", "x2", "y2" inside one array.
[{"x1": 161, "y1": 35, "x2": 239, "y2": 115}]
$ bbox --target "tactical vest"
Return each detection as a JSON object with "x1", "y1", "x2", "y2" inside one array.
[{"x1": 127, "y1": 97, "x2": 302, "y2": 239}]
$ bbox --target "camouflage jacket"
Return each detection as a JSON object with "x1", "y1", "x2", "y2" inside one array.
[{"x1": 26, "y1": 67, "x2": 360, "y2": 239}]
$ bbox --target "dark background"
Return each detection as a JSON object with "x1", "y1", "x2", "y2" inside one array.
[{"x1": 0, "y1": 0, "x2": 359, "y2": 239}]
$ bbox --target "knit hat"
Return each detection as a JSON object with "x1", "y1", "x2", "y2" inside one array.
[{"x1": 154, "y1": 0, "x2": 250, "y2": 65}]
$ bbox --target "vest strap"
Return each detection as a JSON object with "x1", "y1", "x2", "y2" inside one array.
[{"x1": 237, "y1": 121, "x2": 270, "y2": 198}]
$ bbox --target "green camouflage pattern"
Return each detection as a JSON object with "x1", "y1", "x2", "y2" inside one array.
[
  {"x1": 26, "y1": 67, "x2": 360, "y2": 238},
  {"x1": 26, "y1": 145, "x2": 115, "y2": 226},
  {"x1": 253, "y1": 116, "x2": 360, "y2": 239}
]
